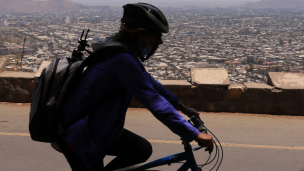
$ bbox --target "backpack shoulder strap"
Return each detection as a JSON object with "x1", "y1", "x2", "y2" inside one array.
[{"x1": 82, "y1": 40, "x2": 129, "y2": 67}]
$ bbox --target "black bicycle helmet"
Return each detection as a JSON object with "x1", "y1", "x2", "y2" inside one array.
[{"x1": 121, "y1": 3, "x2": 169, "y2": 34}]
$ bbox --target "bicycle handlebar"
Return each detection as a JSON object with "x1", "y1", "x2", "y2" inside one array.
[
  {"x1": 189, "y1": 115, "x2": 207, "y2": 147},
  {"x1": 189, "y1": 115, "x2": 223, "y2": 170}
]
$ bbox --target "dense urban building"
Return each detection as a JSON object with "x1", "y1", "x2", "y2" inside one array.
[{"x1": 1, "y1": 7, "x2": 304, "y2": 83}]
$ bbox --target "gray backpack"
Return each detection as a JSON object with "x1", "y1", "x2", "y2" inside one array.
[{"x1": 29, "y1": 40, "x2": 128, "y2": 142}]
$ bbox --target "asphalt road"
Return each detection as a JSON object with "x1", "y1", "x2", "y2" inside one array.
[{"x1": 0, "y1": 102, "x2": 304, "y2": 171}]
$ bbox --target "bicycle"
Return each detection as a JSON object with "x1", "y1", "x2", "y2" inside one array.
[{"x1": 114, "y1": 115, "x2": 223, "y2": 171}]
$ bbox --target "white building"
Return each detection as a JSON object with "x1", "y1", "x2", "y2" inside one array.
[
  {"x1": 4, "y1": 19, "x2": 8, "y2": 26},
  {"x1": 65, "y1": 16, "x2": 70, "y2": 24}
]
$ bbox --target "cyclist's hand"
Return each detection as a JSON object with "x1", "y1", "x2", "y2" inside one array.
[
  {"x1": 181, "y1": 107, "x2": 200, "y2": 118},
  {"x1": 182, "y1": 107, "x2": 200, "y2": 118},
  {"x1": 195, "y1": 132, "x2": 214, "y2": 154},
  {"x1": 178, "y1": 102, "x2": 200, "y2": 118}
]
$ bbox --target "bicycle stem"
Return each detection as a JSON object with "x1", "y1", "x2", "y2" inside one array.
[{"x1": 180, "y1": 140, "x2": 201, "y2": 171}]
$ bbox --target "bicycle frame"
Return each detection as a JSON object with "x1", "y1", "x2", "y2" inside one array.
[
  {"x1": 115, "y1": 115, "x2": 224, "y2": 171},
  {"x1": 115, "y1": 141, "x2": 203, "y2": 171}
]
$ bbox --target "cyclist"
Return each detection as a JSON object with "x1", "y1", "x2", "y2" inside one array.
[{"x1": 56, "y1": 3, "x2": 214, "y2": 171}]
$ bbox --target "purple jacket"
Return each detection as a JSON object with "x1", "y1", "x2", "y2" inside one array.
[{"x1": 61, "y1": 49, "x2": 199, "y2": 170}]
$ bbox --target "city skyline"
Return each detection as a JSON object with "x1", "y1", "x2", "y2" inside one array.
[
  {"x1": 1, "y1": 6, "x2": 304, "y2": 83},
  {"x1": 70, "y1": 0, "x2": 260, "y2": 6}
]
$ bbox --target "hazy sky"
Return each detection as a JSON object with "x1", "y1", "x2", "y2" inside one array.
[{"x1": 71, "y1": 0, "x2": 260, "y2": 6}]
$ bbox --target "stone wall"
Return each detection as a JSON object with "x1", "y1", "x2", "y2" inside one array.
[
  {"x1": 0, "y1": 72, "x2": 36, "y2": 103},
  {"x1": 129, "y1": 81, "x2": 304, "y2": 116},
  {"x1": 0, "y1": 69, "x2": 303, "y2": 116}
]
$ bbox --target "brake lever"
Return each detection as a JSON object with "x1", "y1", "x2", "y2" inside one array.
[{"x1": 190, "y1": 115, "x2": 208, "y2": 147}]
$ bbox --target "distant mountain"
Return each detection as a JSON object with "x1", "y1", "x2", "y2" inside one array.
[
  {"x1": 243, "y1": 0, "x2": 304, "y2": 9},
  {"x1": 0, "y1": 0, "x2": 110, "y2": 13}
]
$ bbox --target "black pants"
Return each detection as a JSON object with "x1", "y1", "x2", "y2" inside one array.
[{"x1": 57, "y1": 129, "x2": 153, "y2": 171}]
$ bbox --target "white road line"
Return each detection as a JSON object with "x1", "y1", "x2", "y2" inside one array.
[
  {"x1": 1, "y1": 132, "x2": 303, "y2": 150},
  {"x1": 147, "y1": 139, "x2": 304, "y2": 150}
]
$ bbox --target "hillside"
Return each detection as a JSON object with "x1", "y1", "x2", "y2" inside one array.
[
  {"x1": 0, "y1": 0, "x2": 109, "y2": 13},
  {"x1": 243, "y1": 0, "x2": 304, "y2": 9}
]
